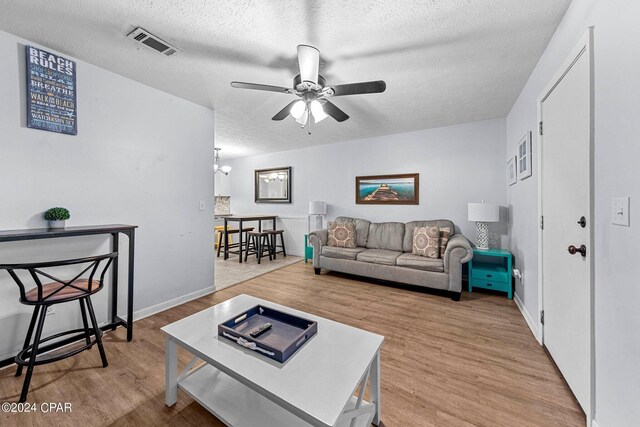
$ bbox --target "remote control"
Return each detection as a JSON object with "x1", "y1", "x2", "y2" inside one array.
[{"x1": 249, "y1": 323, "x2": 272, "y2": 338}]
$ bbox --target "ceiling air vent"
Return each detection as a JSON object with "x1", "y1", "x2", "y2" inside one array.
[{"x1": 127, "y1": 27, "x2": 180, "y2": 57}]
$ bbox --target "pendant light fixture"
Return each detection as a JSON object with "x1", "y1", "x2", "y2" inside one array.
[{"x1": 214, "y1": 148, "x2": 232, "y2": 175}]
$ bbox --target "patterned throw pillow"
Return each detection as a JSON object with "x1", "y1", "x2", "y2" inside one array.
[
  {"x1": 440, "y1": 227, "x2": 451, "y2": 258},
  {"x1": 327, "y1": 221, "x2": 356, "y2": 248},
  {"x1": 412, "y1": 226, "x2": 440, "y2": 258}
]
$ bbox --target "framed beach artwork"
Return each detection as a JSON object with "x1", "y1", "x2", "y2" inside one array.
[
  {"x1": 355, "y1": 173, "x2": 419, "y2": 205},
  {"x1": 507, "y1": 156, "x2": 517, "y2": 186},
  {"x1": 517, "y1": 132, "x2": 532, "y2": 180}
]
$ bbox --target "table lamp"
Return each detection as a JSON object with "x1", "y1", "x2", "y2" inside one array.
[
  {"x1": 308, "y1": 201, "x2": 327, "y2": 233},
  {"x1": 468, "y1": 201, "x2": 499, "y2": 250}
]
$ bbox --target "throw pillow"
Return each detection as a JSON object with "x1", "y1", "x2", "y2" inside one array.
[
  {"x1": 327, "y1": 221, "x2": 356, "y2": 248},
  {"x1": 412, "y1": 226, "x2": 440, "y2": 258},
  {"x1": 439, "y1": 227, "x2": 451, "y2": 258}
]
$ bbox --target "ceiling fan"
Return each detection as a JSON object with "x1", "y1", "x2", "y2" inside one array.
[{"x1": 230, "y1": 45, "x2": 386, "y2": 133}]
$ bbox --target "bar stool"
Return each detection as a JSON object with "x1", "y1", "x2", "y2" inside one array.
[
  {"x1": 244, "y1": 231, "x2": 273, "y2": 264},
  {"x1": 216, "y1": 227, "x2": 254, "y2": 258},
  {"x1": 265, "y1": 230, "x2": 287, "y2": 259},
  {"x1": 0, "y1": 252, "x2": 117, "y2": 403}
]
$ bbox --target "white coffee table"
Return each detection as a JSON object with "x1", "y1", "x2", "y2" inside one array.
[{"x1": 162, "y1": 294, "x2": 384, "y2": 427}]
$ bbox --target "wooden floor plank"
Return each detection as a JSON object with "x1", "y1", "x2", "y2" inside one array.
[{"x1": 0, "y1": 262, "x2": 584, "y2": 426}]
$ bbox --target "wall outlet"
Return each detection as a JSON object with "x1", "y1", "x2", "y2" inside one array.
[
  {"x1": 199, "y1": 200, "x2": 206, "y2": 211},
  {"x1": 46, "y1": 306, "x2": 55, "y2": 315},
  {"x1": 612, "y1": 197, "x2": 630, "y2": 226}
]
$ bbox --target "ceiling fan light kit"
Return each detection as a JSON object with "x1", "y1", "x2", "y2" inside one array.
[{"x1": 231, "y1": 44, "x2": 386, "y2": 134}]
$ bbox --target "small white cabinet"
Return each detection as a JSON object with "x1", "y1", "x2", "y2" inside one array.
[{"x1": 214, "y1": 172, "x2": 230, "y2": 196}]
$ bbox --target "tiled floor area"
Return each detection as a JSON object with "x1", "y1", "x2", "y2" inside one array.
[{"x1": 214, "y1": 250, "x2": 303, "y2": 290}]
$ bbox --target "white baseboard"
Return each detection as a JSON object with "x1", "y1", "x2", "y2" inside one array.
[
  {"x1": 514, "y1": 292, "x2": 542, "y2": 344},
  {"x1": 132, "y1": 285, "x2": 215, "y2": 322}
]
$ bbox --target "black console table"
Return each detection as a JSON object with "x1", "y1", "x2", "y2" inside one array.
[{"x1": 0, "y1": 224, "x2": 137, "y2": 368}]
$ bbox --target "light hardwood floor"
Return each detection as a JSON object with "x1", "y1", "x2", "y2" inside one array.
[{"x1": 0, "y1": 261, "x2": 584, "y2": 426}]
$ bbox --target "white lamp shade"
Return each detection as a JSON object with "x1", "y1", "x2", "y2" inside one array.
[
  {"x1": 290, "y1": 100, "x2": 306, "y2": 119},
  {"x1": 310, "y1": 100, "x2": 328, "y2": 123},
  {"x1": 468, "y1": 203, "x2": 499, "y2": 222},
  {"x1": 309, "y1": 201, "x2": 327, "y2": 215},
  {"x1": 296, "y1": 109, "x2": 309, "y2": 125}
]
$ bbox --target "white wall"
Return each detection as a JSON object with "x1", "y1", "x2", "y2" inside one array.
[
  {"x1": 0, "y1": 31, "x2": 214, "y2": 359},
  {"x1": 505, "y1": 0, "x2": 640, "y2": 425},
  {"x1": 227, "y1": 118, "x2": 507, "y2": 256}
]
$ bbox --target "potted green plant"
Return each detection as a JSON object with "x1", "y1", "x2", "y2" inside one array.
[{"x1": 44, "y1": 207, "x2": 70, "y2": 229}]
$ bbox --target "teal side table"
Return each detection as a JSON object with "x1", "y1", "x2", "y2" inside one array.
[
  {"x1": 304, "y1": 234, "x2": 313, "y2": 263},
  {"x1": 468, "y1": 248, "x2": 513, "y2": 299}
]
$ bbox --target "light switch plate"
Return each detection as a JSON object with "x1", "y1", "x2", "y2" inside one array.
[
  {"x1": 611, "y1": 197, "x2": 630, "y2": 226},
  {"x1": 199, "y1": 200, "x2": 206, "y2": 211}
]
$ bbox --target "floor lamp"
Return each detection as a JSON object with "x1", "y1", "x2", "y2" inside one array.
[
  {"x1": 468, "y1": 202, "x2": 499, "y2": 250},
  {"x1": 308, "y1": 201, "x2": 327, "y2": 233}
]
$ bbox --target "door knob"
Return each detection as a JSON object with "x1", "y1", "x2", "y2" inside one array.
[{"x1": 568, "y1": 244, "x2": 587, "y2": 257}]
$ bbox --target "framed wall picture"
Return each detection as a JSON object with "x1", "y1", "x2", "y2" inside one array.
[
  {"x1": 255, "y1": 167, "x2": 292, "y2": 203},
  {"x1": 26, "y1": 46, "x2": 77, "y2": 135},
  {"x1": 517, "y1": 132, "x2": 532, "y2": 180},
  {"x1": 355, "y1": 173, "x2": 419, "y2": 205},
  {"x1": 507, "y1": 156, "x2": 517, "y2": 186}
]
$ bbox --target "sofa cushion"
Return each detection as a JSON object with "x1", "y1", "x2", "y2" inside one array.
[
  {"x1": 365, "y1": 222, "x2": 405, "y2": 251},
  {"x1": 327, "y1": 221, "x2": 356, "y2": 248},
  {"x1": 404, "y1": 220, "x2": 455, "y2": 252},
  {"x1": 412, "y1": 226, "x2": 440, "y2": 258},
  {"x1": 335, "y1": 216, "x2": 371, "y2": 247},
  {"x1": 321, "y1": 246, "x2": 366, "y2": 260},
  {"x1": 396, "y1": 253, "x2": 445, "y2": 272},
  {"x1": 439, "y1": 227, "x2": 451, "y2": 258},
  {"x1": 356, "y1": 249, "x2": 402, "y2": 266}
]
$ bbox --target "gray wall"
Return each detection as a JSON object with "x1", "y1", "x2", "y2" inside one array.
[
  {"x1": 0, "y1": 31, "x2": 215, "y2": 359},
  {"x1": 227, "y1": 118, "x2": 507, "y2": 247},
  {"x1": 505, "y1": 0, "x2": 640, "y2": 425}
]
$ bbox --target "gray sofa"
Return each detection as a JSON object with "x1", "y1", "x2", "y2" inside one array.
[{"x1": 308, "y1": 217, "x2": 473, "y2": 300}]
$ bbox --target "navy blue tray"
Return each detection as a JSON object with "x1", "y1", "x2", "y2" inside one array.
[{"x1": 218, "y1": 305, "x2": 318, "y2": 363}]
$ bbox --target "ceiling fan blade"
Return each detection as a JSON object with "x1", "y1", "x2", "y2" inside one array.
[
  {"x1": 329, "y1": 80, "x2": 386, "y2": 97},
  {"x1": 323, "y1": 101, "x2": 349, "y2": 122},
  {"x1": 297, "y1": 45, "x2": 319, "y2": 85},
  {"x1": 230, "y1": 81, "x2": 293, "y2": 94},
  {"x1": 272, "y1": 100, "x2": 299, "y2": 121}
]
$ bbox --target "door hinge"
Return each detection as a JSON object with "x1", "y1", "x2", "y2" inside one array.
[
  {"x1": 540, "y1": 215, "x2": 544, "y2": 230},
  {"x1": 539, "y1": 121, "x2": 543, "y2": 135},
  {"x1": 540, "y1": 310, "x2": 545, "y2": 325}
]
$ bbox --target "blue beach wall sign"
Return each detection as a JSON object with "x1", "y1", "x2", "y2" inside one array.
[{"x1": 26, "y1": 45, "x2": 77, "y2": 135}]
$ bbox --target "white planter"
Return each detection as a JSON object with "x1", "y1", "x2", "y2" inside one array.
[{"x1": 48, "y1": 220, "x2": 66, "y2": 229}]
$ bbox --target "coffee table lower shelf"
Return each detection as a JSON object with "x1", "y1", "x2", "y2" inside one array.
[{"x1": 179, "y1": 364, "x2": 375, "y2": 427}]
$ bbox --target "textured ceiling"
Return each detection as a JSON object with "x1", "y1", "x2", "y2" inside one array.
[{"x1": 0, "y1": 0, "x2": 571, "y2": 158}]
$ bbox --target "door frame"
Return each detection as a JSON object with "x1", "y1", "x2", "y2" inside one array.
[{"x1": 536, "y1": 27, "x2": 595, "y2": 425}]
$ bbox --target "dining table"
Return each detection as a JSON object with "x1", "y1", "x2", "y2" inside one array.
[{"x1": 223, "y1": 215, "x2": 278, "y2": 263}]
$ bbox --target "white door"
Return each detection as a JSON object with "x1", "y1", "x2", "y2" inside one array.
[{"x1": 539, "y1": 30, "x2": 593, "y2": 415}]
